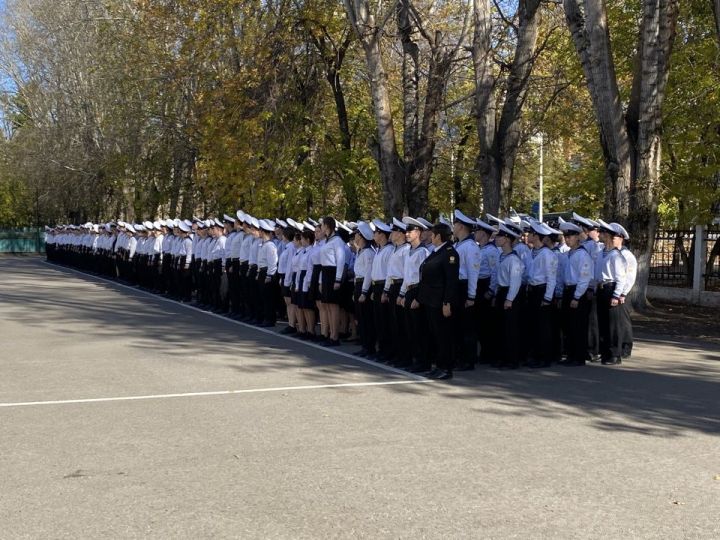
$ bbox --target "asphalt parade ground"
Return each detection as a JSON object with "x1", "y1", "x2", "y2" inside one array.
[{"x1": 1, "y1": 256, "x2": 719, "y2": 539}]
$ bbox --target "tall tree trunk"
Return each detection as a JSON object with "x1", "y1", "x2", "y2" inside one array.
[
  {"x1": 625, "y1": 0, "x2": 679, "y2": 308},
  {"x1": 713, "y1": 0, "x2": 720, "y2": 44},
  {"x1": 344, "y1": 0, "x2": 406, "y2": 217},
  {"x1": 407, "y1": 40, "x2": 453, "y2": 216},
  {"x1": 563, "y1": 0, "x2": 679, "y2": 310},
  {"x1": 397, "y1": 0, "x2": 419, "y2": 166},
  {"x1": 473, "y1": 0, "x2": 499, "y2": 214},
  {"x1": 328, "y1": 65, "x2": 362, "y2": 220},
  {"x1": 473, "y1": 0, "x2": 541, "y2": 215},
  {"x1": 304, "y1": 23, "x2": 359, "y2": 219},
  {"x1": 496, "y1": 0, "x2": 541, "y2": 212},
  {"x1": 364, "y1": 37, "x2": 406, "y2": 217},
  {"x1": 452, "y1": 125, "x2": 473, "y2": 209},
  {"x1": 564, "y1": 0, "x2": 633, "y2": 219}
]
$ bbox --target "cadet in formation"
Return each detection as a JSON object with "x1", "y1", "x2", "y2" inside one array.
[{"x1": 45, "y1": 208, "x2": 636, "y2": 380}]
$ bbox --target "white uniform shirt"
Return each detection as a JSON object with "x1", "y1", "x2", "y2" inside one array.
[
  {"x1": 179, "y1": 237, "x2": 193, "y2": 267},
  {"x1": 258, "y1": 239, "x2": 279, "y2": 275},
  {"x1": 596, "y1": 248, "x2": 628, "y2": 298},
  {"x1": 564, "y1": 246, "x2": 593, "y2": 299},
  {"x1": 384, "y1": 242, "x2": 410, "y2": 291},
  {"x1": 249, "y1": 237, "x2": 261, "y2": 266},
  {"x1": 302, "y1": 244, "x2": 317, "y2": 292},
  {"x1": 370, "y1": 243, "x2": 394, "y2": 283},
  {"x1": 620, "y1": 247, "x2": 637, "y2": 296},
  {"x1": 478, "y1": 242, "x2": 499, "y2": 280},
  {"x1": 354, "y1": 247, "x2": 376, "y2": 295},
  {"x1": 320, "y1": 235, "x2": 346, "y2": 282},
  {"x1": 278, "y1": 241, "x2": 295, "y2": 276},
  {"x1": 454, "y1": 236, "x2": 481, "y2": 299},
  {"x1": 492, "y1": 251, "x2": 525, "y2": 302},
  {"x1": 230, "y1": 231, "x2": 245, "y2": 259},
  {"x1": 127, "y1": 236, "x2": 137, "y2": 258},
  {"x1": 528, "y1": 246, "x2": 559, "y2": 302},
  {"x1": 224, "y1": 232, "x2": 236, "y2": 264},
  {"x1": 239, "y1": 233, "x2": 254, "y2": 262},
  {"x1": 210, "y1": 235, "x2": 227, "y2": 264},
  {"x1": 399, "y1": 244, "x2": 429, "y2": 296},
  {"x1": 514, "y1": 241, "x2": 533, "y2": 284}
]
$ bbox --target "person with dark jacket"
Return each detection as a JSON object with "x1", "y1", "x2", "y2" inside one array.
[{"x1": 417, "y1": 223, "x2": 459, "y2": 380}]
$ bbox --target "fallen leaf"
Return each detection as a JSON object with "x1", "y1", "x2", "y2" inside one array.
[
  {"x1": 714, "y1": 475, "x2": 720, "y2": 481},
  {"x1": 671, "y1": 501, "x2": 685, "y2": 506}
]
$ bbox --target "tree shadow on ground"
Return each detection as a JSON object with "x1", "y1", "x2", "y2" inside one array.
[{"x1": 2, "y1": 256, "x2": 719, "y2": 439}]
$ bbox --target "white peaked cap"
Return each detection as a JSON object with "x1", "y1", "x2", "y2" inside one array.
[
  {"x1": 372, "y1": 219, "x2": 391, "y2": 233},
  {"x1": 611, "y1": 222, "x2": 630, "y2": 240},
  {"x1": 357, "y1": 221, "x2": 374, "y2": 241}
]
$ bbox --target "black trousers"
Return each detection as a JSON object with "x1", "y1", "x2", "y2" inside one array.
[
  {"x1": 476, "y1": 277, "x2": 495, "y2": 363},
  {"x1": 238, "y1": 262, "x2": 249, "y2": 317},
  {"x1": 354, "y1": 281, "x2": 376, "y2": 353},
  {"x1": 597, "y1": 283, "x2": 623, "y2": 360},
  {"x1": 561, "y1": 286, "x2": 590, "y2": 363},
  {"x1": 424, "y1": 305, "x2": 454, "y2": 372},
  {"x1": 495, "y1": 286, "x2": 522, "y2": 368},
  {"x1": 453, "y1": 280, "x2": 477, "y2": 367},
  {"x1": 372, "y1": 283, "x2": 391, "y2": 356},
  {"x1": 246, "y1": 265, "x2": 259, "y2": 320},
  {"x1": 210, "y1": 260, "x2": 223, "y2": 309},
  {"x1": 587, "y1": 289, "x2": 600, "y2": 358},
  {"x1": 161, "y1": 255, "x2": 172, "y2": 293},
  {"x1": 527, "y1": 284, "x2": 554, "y2": 365},
  {"x1": 258, "y1": 269, "x2": 278, "y2": 325},
  {"x1": 404, "y1": 287, "x2": 429, "y2": 369},
  {"x1": 620, "y1": 303, "x2": 633, "y2": 357},
  {"x1": 227, "y1": 259, "x2": 240, "y2": 314},
  {"x1": 387, "y1": 281, "x2": 408, "y2": 364},
  {"x1": 276, "y1": 273, "x2": 287, "y2": 320},
  {"x1": 178, "y1": 258, "x2": 192, "y2": 302}
]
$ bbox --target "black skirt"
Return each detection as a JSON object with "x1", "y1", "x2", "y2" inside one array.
[
  {"x1": 321, "y1": 265, "x2": 342, "y2": 304},
  {"x1": 292, "y1": 270, "x2": 306, "y2": 307},
  {"x1": 308, "y1": 264, "x2": 321, "y2": 303}
]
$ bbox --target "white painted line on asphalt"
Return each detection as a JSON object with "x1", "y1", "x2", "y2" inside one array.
[
  {"x1": 0, "y1": 380, "x2": 431, "y2": 409},
  {"x1": 41, "y1": 260, "x2": 428, "y2": 381}
]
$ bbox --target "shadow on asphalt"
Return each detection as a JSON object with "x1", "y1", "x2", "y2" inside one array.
[{"x1": 2, "y1": 256, "x2": 719, "y2": 439}]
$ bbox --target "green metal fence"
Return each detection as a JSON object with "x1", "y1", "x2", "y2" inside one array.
[{"x1": 0, "y1": 228, "x2": 45, "y2": 253}]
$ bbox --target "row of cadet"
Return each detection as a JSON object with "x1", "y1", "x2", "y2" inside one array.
[{"x1": 45, "y1": 209, "x2": 636, "y2": 380}]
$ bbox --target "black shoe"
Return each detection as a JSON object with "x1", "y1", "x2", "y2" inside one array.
[
  {"x1": 589, "y1": 354, "x2": 602, "y2": 363},
  {"x1": 353, "y1": 349, "x2": 369, "y2": 357},
  {"x1": 280, "y1": 326, "x2": 297, "y2": 335},
  {"x1": 428, "y1": 370, "x2": 452, "y2": 380},
  {"x1": 602, "y1": 357, "x2": 622, "y2": 365},
  {"x1": 408, "y1": 364, "x2": 432, "y2": 374},
  {"x1": 325, "y1": 339, "x2": 341, "y2": 347},
  {"x1": 392, "y1": 362, "x2": 413, "y2": 369},
  {"x1": 455, "y1": 364, "x2": 475, "y2": 372},
  {"x1": 559, "y1": 359, "x2": 585, "y2": 367}
]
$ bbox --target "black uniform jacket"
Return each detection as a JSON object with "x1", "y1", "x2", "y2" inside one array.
[{"x1": 418, "y1": 242, "x2": 460, "y2": 309}]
